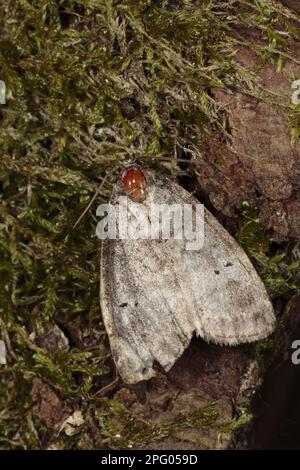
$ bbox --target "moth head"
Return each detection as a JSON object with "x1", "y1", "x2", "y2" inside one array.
[{"x1": 121, "y1": 166, "x2": 147, "y2": 203}]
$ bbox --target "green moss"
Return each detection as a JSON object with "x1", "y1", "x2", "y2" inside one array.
[
  {"x1": 94, "y1": 398, "x2": 248, "y2": 450},
  {"x1": 237, "y1": 202, "x2": 300, "y2": 298}
]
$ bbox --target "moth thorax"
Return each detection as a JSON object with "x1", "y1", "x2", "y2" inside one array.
[{"x1": 122, "y1": 167, "x2": 147, "y2": 203}]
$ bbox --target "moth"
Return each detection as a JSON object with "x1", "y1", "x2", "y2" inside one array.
[{"x1": 100, "y1": 166, "x2": 276, "y2": 384}]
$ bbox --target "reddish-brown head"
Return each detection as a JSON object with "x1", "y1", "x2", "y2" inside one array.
[{"x1": 121, "y1": 167, "x2": 147, "y2": 203}]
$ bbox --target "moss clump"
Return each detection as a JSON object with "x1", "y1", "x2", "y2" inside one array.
[
  {"x1": 92, "y1": 398, "x2": 251, "y2": 450},
  {"x1": 237, "y1": 202, "x2": 300, "y2": 298}
]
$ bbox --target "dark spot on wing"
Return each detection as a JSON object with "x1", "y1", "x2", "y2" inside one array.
[{"x1": 225, "y1": 261, "x2": 233, "y2": 267}]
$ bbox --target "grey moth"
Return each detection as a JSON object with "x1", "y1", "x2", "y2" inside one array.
[{"x1": 100, "y1": 166, "x2": 276, "y2": 384}]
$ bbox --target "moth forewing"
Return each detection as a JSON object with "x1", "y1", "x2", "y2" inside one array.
[{"x1": 100, "y1": 168, "x2": 276, "y2": 384}]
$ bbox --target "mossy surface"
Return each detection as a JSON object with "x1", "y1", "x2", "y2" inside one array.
[{"x1": 0, "y1": 0, "x2": 300, "y2": 449}]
